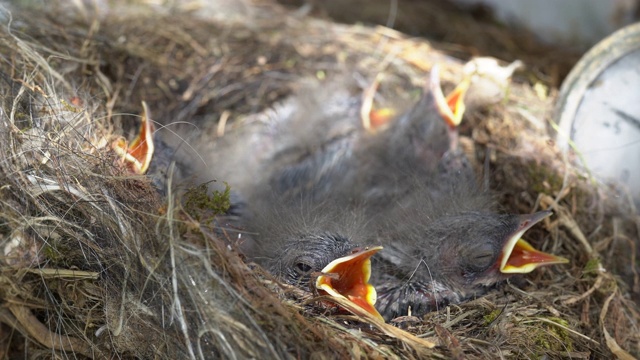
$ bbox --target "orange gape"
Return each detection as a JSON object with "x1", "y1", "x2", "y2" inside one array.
[
  {"x1": 316, "y1": 246, "x2": 384, "y2": 321},
  {"x1": 113, "y1": 101, "x2": 155, "y2": 174}
]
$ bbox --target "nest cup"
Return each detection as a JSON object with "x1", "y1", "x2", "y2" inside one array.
[{"x1": 0, "y1": 1, "x2": 638, "y2": 359}]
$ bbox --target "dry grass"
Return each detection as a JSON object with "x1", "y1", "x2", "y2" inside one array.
[{"x1": 0, "y1": 1, "x2": 638, "y2": 359}]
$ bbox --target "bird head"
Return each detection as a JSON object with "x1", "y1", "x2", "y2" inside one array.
[
  {"x1": 266, "y1": 233, "x2": 384, "y2": 320},
  {"x1": 268, "y1": 233, "x2": 358, "y2": 289},
  {"x1": 434, "y1": 210, "x2": 568, "y2": 294}
]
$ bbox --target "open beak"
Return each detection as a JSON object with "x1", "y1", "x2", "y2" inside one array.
[
  {"x1": 431, "y1": 65, "x2": 471, "y2": 129},
  {"x1": 113, "y1": 101, "x2": 155, "y2": 174},
  {"x1": 500, "y1": 210, "x2": 569, "y2": 274},
  {"x1": 316, "y1": 246, "x2": 384, "y2": 321}
]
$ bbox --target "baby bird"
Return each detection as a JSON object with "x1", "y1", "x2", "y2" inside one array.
[
  {"x1": 154, "y1": 78, "x2": 365, "y2": 200},
  {"x1": 239, "y1": 193, "x2": 369, "y2": 287},
  {"x1": 369, "y1": 183, "x2": 565, "y2": 320},
  {"x1": 236, "y1": 190, "x2": 384, "y2": 319}
]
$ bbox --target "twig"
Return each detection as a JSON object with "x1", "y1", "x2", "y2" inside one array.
[
  {"x1": 599, "y1": 291, "x2": 635, "y2": 359},
  {"x1": 8, "y1": 305, "x2": 106, "y2": 359},
  {"x1": 540, "y1": 194, "x2": 594, "y2": 255},
  {"x1": 561, "y1": 275, "x2": 603, "y2": 306}
]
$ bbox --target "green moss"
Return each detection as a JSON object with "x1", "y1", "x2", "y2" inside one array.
[
  {"x1": 482, "y1": 309, "x2": 502, "y2": 326},
  {"x1": 526, "y1": 162, "x2": 563, "y2": 194},
  {"x1": 42, "y1": 243, "x2": 63, "y2": 263},
  {"x1": 284, "y1": 58, "x2": 297, "y2": 68},
  {"x1": 582, "y1": 257, "x2": 603, "y2": 276},
  {"x1": 60, "y1": 99, "x2": 81, "y2": 113},
  {"x1": 183, "y1": 181, "x2": 231, "y2": 222},
  {"x1": 532, "y1": 317, "x2": 573, "y2": 353}
]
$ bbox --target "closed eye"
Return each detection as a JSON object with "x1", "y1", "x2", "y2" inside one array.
[
  {"x1": 473, "y1": 251, "x2": 494, "y2": 269},
  {"x1": 465, "y1": 242, "x2": 496, "y2": 271},
  {"x1": 294, "y1": 261, "x2": 313, "y2": 275}
]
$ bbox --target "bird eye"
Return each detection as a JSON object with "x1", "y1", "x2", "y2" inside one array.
[
  {"x1": 473, "y1": 251, "x2": 494, "y2": 268},
  {"x1": 467, "y1": 242, "x2": 496, "y2": 270},
  {"x1": 294, "y1": 261, "x2": 313, "y2": 275}
]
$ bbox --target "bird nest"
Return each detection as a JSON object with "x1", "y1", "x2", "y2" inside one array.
[{"x1": 0, "y1": 1, "x2": 638, "y2": 359}]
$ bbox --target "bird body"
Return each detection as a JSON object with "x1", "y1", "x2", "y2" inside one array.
[{"x1": 156, "y1": 78, "x2": 363, "y2": 200}]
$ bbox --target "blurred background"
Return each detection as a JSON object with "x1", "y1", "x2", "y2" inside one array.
[{"x1": 279, "y1": 0, "x2": 639, "y2": 84}]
